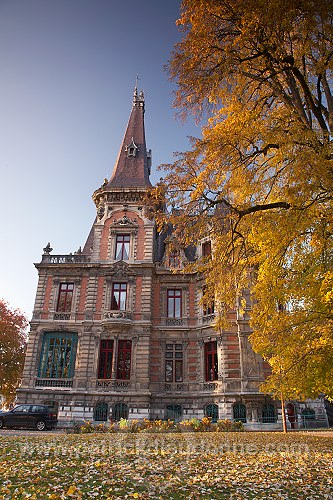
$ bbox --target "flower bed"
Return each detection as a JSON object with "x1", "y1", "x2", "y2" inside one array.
[{"x1": 68, "y1": 417, "x2": 244, "y2": 434}]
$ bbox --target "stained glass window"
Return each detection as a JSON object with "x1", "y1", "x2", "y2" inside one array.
[{"x1": 38, "y1": 332, "x2": 77, "y2": 379}]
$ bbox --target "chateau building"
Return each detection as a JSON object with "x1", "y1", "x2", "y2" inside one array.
[{"x1": 18, "y1": 88, "x2": 328, "y2": 429}]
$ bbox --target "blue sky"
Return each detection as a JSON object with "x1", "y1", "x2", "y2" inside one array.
[{"x1": 0, "y1": 0, "x2": 200, "y2": 318}]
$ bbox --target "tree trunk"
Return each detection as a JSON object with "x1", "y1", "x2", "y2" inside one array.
[{"x1": 281, "y1": 394, "x2": 287, "y2": 433}]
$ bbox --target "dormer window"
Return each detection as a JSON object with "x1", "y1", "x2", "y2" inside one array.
[{"x1": 126, "y1": 138, "x2": 138, "y2": 157}]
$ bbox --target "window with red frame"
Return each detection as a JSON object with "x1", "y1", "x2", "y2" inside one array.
[
  {"x1": 56, "y1": 283, "x2": 74, "y2": 312},
  {"x1": 115, "y1": 234, "x2": 130, "y2": 260},
  {"x1": 111, "y1": 283, "x2": 127, "y2": 310},
  {"x1": 202, "y1": 241, "x2": 212, "y2": 257},
  {"x1": 98, "y1": 340, "x2": 114, "y2": 379},
  {"x1": 205, "y1": 341, "x2": 218, "y2": 381},
  {"x1": 116, "y1": 340, "x2": 132, "y2": 379},
  {"x1": 167, "y1": 289, "x2": 182, "y2": 318}
]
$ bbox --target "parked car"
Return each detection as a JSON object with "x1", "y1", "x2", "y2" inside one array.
[{"x1": 0, "y1": 404, "x2": 58, "y2": 431}]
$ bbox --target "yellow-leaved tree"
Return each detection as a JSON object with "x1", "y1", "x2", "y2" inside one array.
[{"x1": 154, "y1": 0, "x2": 333, "y2": 401}]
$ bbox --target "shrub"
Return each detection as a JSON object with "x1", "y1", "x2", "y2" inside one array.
[
  {"x1": 67, "y1": 417, "x2": 245, "y2": 433},
  {"x1": 216, "y1": 419, "x2": 244, "y2": 432}
]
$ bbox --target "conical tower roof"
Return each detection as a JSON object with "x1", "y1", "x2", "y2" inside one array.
[
  {"x1": 107, "y1": 87, "x2": 152, "y2": 188},
  {"x1": 83, "y1": 88, "x2": 153, "y2": 255}
]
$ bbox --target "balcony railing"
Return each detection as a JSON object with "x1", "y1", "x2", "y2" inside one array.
[
  {"x1": 161, "y1": 317, "x2": 188, "y2": 327},
  {"x1": 202, "y1": 381, "x2": 222, "y2": 392},
  {"x1": 35, "y1": 378, "x2": 73, "y2": 388},
  {"x1": 102, "y1": 310, "x2": 133, "y2": 322},
  {"x1": 164, "y1": 383, "x2": 186, "y2": 392},
  {"x1": 96, "y1": 380, "x2": 130, "y2": 390},
  {"x1": 202, "y1": 313, "x2": 216, "y2": 324},
  {"x1": 41, "y1": 254, "x2": 90, "y2": 264}
]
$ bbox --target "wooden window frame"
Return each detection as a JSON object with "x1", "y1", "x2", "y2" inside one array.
[
  {"x1": 165, "y1": 343, "x2": 183, "y2": 382},
  {"x1": 204, "y1": 341, "x2": 218, "y2": 381},
  {"x1": 116, "y1": 340, "x2": 132, "y2": 380},
  {"x1": 98, "y1": 340, "x2": 114, "y2": 379},
  {"x1": 111, "y1": 283, "x2": 127, "y2": 311},
  {"x1": 56, "y1": 283, "x2": 74, "y2": 312},
  {"x1": 167, "y1": 289, "x2": 182, "y2": 318},
  {"x1": 115, "y1": 234, "x2": 130, "y2": 261}
]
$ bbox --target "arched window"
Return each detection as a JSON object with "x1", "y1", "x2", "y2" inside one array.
[
  {"x1": 113, "y1": 402, "x2": 128, "y2": 421},
  {"x1": 166, "y1": 404, "x2": 182, "y2": 422},
  {"x1": 94, "y1": 402, "x2": 108, "y2": 422},
  {"x1": 262, "y1": 403, "x2": 277, "y2": 423},
  {"x1": 205, "y1": 404, "x2": 219, "y2": 423},
  {"x1": 233, "y1": 402, "x2": 247, "y2": 423}
]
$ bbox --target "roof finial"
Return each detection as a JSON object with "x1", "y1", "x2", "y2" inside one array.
[{"x1": 133, "y1": 75, "x2": 144, "y2": 108}]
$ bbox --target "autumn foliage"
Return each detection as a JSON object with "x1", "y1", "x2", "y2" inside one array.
[
  {"x1": 154, "y1": 0, "x2": 333, "y2": 399},
  {"x1": 0, "y1": 299, "x2": 28, "y2": 404}
]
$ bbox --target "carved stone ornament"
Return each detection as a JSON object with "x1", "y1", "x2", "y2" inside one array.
[
  {"x1": 106, "y1": 192, "x2": 144, "y2": 204},
  {"x1": 107, "y1": 260, "x2": 137, "y2": 279},
  {"x1": 43, "y1": 242, "x2": 53, "y2": 254},
  {"x1": 112, "y1": 215, "x2": 137, "y2": 226},
  {"x1": 97, "y1": 206, "x2": 105, "y2": 220}
]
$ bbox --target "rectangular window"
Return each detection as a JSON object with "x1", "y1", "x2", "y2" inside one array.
[
  {"x1": 165, "y1": 343, "x2": 183, "y2": 382},
  {"x1": 111, "y1": 283, "x2": 127, "y2": 310},
  {"x1": 98, "y1": 340, "x2": 114, "y2": 379},
  {"x1": 116, "y1": 340, "x2": 132, "y2": 379},
  {"x1": 115, "y1": 234, "x2": 130, "y2": 260},
  {"x1": 202, "y1": 241, "x2": 212, "y2": 257},
  {"x1": 205, "y1": 341, "x2": 218, "y2": 381},
  {"x1": 38, "y1": 332, "x2": 78, "y2": 379},
  {"x1": 203, "y1": 286, "x2": 215, "y2": 316},
  {"x1": 57, "y1": 283, "x2": 74, "y2": 312},
  {"x1": 167, "y1": 289, "x2": 182, "y2": 318}
]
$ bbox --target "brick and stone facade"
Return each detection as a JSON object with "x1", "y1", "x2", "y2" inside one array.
[{"x1": 17, "y1": 88, "x2": 328, "y2": 429}]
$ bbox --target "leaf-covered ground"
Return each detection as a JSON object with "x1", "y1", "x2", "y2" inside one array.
[{"x1": 0, "y1": 431, "x2": 332, "y2": 499}]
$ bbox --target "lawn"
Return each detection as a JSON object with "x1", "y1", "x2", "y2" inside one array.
[{"x1": 0, "y1": 431, "x2": 332, "y2": 499}]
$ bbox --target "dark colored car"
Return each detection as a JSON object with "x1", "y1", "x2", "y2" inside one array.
[{"x1": 0, "y1": 404, "x2": 58, "y2": 431}]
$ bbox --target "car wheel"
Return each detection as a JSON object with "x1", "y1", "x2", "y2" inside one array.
[
  {"x1": 0, "y1": 418, "x2": 4, "y2": 429},
  {"x1": 36, "y1": 420, "x2": 46, "y2": 431}
]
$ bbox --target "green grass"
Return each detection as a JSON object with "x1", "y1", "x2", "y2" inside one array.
[{"x1": 0, "y1": 432, "x2": 332, "y2": 499}]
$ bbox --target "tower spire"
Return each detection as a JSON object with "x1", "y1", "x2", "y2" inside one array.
[{"x1": 102, "y1": 85, "x2": 151, "y2": 188}]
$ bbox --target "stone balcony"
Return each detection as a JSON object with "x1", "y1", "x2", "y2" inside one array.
[
  {"x1": 35, "y1": 378, "x2": 73, "y2": 388},
  {"x1": 101, "y1": 310, "x2": 133, "y2": 326},
  {"x1": 160, "y1": 317, "x2": 189, "y2": 327},
  {"x1": 41, "y1": 254, "x2": 90, "y2": 264},
  {"x1": 201, "y1": 313, "x2": 216, "y2": 324},
  {"x1": 201, "y1": 380, "x2": 224, "y2": 392}
]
